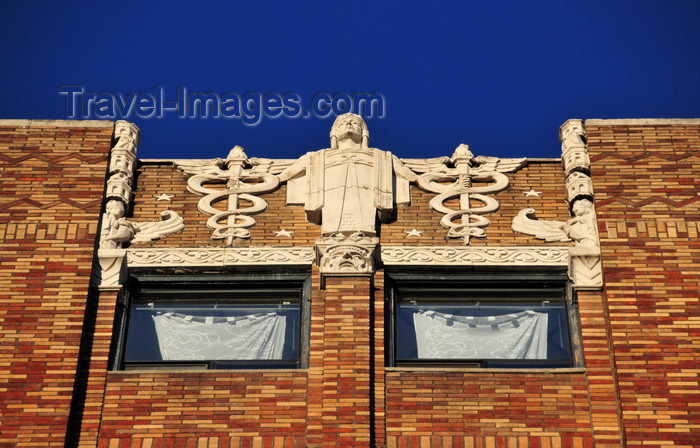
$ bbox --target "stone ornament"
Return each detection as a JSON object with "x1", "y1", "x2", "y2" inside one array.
[
  {"x1": 98, "y1": 122, "x2": 186, "y2": 289},
  {"x1": 102, "y1": 206, "x2": 185, "y2": 249},
  {"x1": 510, "y1": 119, "x2": 602, "y2": 290},
  {"x1": 569, "y1": 247, "x2": 603, "y2": 289},
  {"x1": 560, "y1": 119, "x2": 591, "y2": 176},
  {"x1": 511, "y1": 199, "x2": 598, "y2": 247},
  {"x1": 97, "y1": 248, "x2": 127, "y2": 291},
  {"x1": 174, "y1": 146, "x2": 279, "y2": 245},
  {"x1": 277, "y1": 113, "x2": 417, "y2": 237},
  {"x1": 105, "y1": 121, "x2": 139, "y2": 205},
  {"x1": 381, "y1": 246, "x2": 570, "y2": 266},
  {"x1": 98, "y1": 121, "x2": 140, "y2": 289},
  {"x1": 127, "y1": 247, "x2": 315, "y2": 267},
  {"x1": 413, "y1": 144, "x2": 526, "y2": 244},
  {"x1": 566, "y1": 171, "x2": 594, "y2": 203},
  {"x1": 315, "y1": 232, "x2": 379, "y2": 277}
]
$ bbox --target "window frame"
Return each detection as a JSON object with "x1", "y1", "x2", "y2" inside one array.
[
  {"x1": 386, "y1": 269, "x2": 582, "y2": 369},
  {"x1": 111, "y1": 272, "x2": 311, "y2": 370}
]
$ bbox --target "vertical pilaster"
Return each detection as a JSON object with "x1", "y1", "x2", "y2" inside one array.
[{"x1": 307, "y1": 274, "x2": 373, "y2": 446}]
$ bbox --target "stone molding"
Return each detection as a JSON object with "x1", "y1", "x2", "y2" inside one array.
[
  {"x1": 381, "y1": 246, "x2": 570, "y2": 266},
  {"x1": 127, "y1": 247, "x2": 315, "y2": 267}
]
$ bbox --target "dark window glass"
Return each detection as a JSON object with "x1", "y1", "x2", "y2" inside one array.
[
  {"x1": 121, "y1": 283, "x2": 304, "y2": 370},
  {"x1": 392, "y1": 283, "x2": 574, "y2": 368}
]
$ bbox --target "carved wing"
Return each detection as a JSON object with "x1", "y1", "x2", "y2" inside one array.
[
  {"x1": 473, "y1": 156, "x2": 527, "y2": 174},
  {"x1": 131, "y1": 210, "x2": 186, "y2": 244},
  {"x1": 248, "y1": 157, "x2": 299, "y2": 175},
  {"x1": 511, "y1": 208, "x2": 571, "y2": 243},
  {"x1": 172, "y1": 159, "x2": 228, "y2": 177},
  {"x1": 398, "y1": 157, "x2": 451, "y2": 174}
]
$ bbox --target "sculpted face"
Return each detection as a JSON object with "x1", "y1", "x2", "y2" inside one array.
[
  {"x1": 335, "y1": 115, "x2": 363, "y2": 141},
  {"x1": 330, "y1": 113, "x2": 367, "y2": 147}
]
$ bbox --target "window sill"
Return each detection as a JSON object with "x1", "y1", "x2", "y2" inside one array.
[
  {"x1": 386, "y1": 366, "x2": 586, "y2": 374},
  {"x1": 108, "y1": 368, "x2": 309, "y2": 375}
]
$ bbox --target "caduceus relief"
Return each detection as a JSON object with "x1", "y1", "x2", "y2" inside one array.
[
  {"x1": 406, "y1": 144, "x2": 526, "y2": 244},
  {"x1": 174, "y1": 146, "x2": 279, "y2": 245}
]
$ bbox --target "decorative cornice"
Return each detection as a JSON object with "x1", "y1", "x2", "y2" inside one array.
[
  {"x1": 381, "y1": 246, "x2": 570, "y2": 266},
  {"x1": 127, "y1": 247, "x2": 315, "y2": 267}
]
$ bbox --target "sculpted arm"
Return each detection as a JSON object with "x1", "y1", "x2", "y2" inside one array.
[{"x1": 277, "y1": 154, "x2": 309, "y2": 182}]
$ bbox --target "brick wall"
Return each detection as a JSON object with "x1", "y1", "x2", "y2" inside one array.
[
  {"x1": 2, "y1": 119, "x2": 698, "y2": 447},
  {"x1": 586, "y1": 120, "x2": 700, "y2": 447},
  {"x1": 0, "y1": 120, "x2": 113, "y2": 447}
]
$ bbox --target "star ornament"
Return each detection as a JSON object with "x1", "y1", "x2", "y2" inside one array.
[
  {"x1": 405, "y1": 229, "x2": 424, "y2": 237},
  {"x1": 155, "y1": 193, "x2": 173, "y2": 201},
  {"x1": 274, "y1": 229, "x2": 293, "y2": 238},
  {"x1": 524, "y1": 189, "x2": 542, "y2": 197}
]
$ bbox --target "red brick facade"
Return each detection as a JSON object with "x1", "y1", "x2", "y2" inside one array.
[
  {"x1": 0, "y1": 120, "x2": 113, "y2": 447},
  {"x1": 0, "y1": 118, "x2": 697, "y2": 447}
]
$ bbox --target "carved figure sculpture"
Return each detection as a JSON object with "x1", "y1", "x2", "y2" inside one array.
[
  {"x1": 511, "y1": 198, "x2": 598, "y2": 247},
  {"x1": 277, "y1": 113, "x2": 416, "y2": 237}
]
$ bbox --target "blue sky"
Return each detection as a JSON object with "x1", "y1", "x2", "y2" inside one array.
[{"x1": 0, "y1": 1, "x2": 698, "y2": 161}]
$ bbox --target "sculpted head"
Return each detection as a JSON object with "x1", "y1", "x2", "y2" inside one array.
[
  {"x1": 330, "y1": 113, "x2": 369, "y2": 149},
  {"x1": 572, "y1": 198, "x2": 594, "y2": 217}
]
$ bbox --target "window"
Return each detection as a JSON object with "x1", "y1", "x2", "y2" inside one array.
[
  {"x1": 388, "y1": 272, "x2": 579, "y2": 368},
  {"x1": 114, "y1": 274, "x2": 309, "y2": 370}
]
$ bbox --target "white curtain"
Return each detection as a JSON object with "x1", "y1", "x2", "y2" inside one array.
[
  {"x1": 151, "y1": 312, "x2": 287, "y2": 360},
  {"x1": 413, "y1": 309, "x2": 548, "y2": 359}
]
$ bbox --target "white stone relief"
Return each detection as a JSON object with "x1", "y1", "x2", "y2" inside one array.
[
  {"x1": 511, "y1": 199, "x2": 598, "y2": 247},
  {"x1": 566, "y1": 171, "x2": 594, "y2": 203},
  {"x1": 569, "y1": 247, "x2": 603, "y2": 290},
  {"x1": 98, "y1": 121, "x2": 140, "y2": 289},
  {"x1": 128, "y1": 248, "x2": 227, "y2": 266},
  {"x1": 315, "y1": 232, "x2": 379, "y2": 277},
  {"x1": 174, "y1": 146, "x2": 279, "y2": 245},
  {"x1": 560, "y1": 119, "x2": 591, "y2": 176},
  {"x1": 511, "y1": 120, "x2": 602, "y2": 290},
  {"x1": 97, "y1": 248, "x2": 127, "y2": 290},
  {"x1": 127, "y1": 247, "x2": 315, "y2": 267},
  {"x1": 277, "y1": 113, "x2": 417, "y2": 237},
  {"x1": 98, "y1": 122, "x2": 186, "y2": 289},
  {"x1": 413, "y1": 144, "x2": 526, "y2": 244},
  {"x1": 381, "y1": 246, "x2": 570, "y2": 266},
  {"x1": 129, "y1": 210, "x2": 186, "y2": 244}
]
